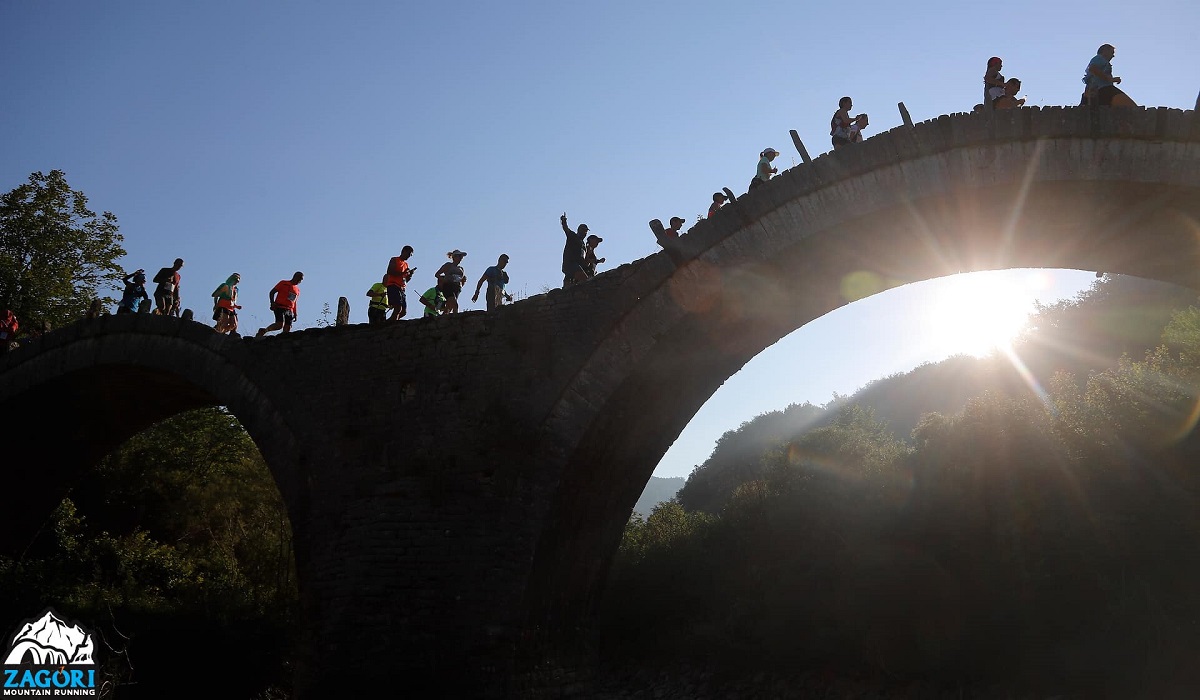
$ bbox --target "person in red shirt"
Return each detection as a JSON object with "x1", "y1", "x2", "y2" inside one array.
[
  {"x1": 0, "y1": 309, "x2": 18, "y2": 352},
  {"x1": 385, "y1": 246, "x2": 416, "y2": 320},
  {"x1": 152, "y1": 258, "x2": 184, "y2": 316},
  {"x1": 256, "y1": 272, "x2": 304, "y2": 338},
  {"x1": 660, "y1": 217, "x2": 685, "y2": 244},
  {"x1": 707, "y1": 192, "x2": 727, "y2": 218}
]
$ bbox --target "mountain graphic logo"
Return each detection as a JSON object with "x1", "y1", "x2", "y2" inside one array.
[{"x1": 4, "y1": 609, "x2": 94, "y2": 666}]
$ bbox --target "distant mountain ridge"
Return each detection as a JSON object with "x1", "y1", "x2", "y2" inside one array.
[{"x1": 632, "y1": 477, "x2": 685, "y2": 516}]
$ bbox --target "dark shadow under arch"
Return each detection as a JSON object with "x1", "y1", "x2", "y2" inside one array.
[{"x1": 0, "y1": 314, "x2": 310, "y2": 558}]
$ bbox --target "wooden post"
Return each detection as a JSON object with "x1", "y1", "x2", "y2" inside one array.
[
  {"x1": 789, "y1": 130, "x2": 812, "y2": 164},
  {"x1": 336, "y1": 297, "x2": 350, "y2": 326},
  {"x1": 648, "y1": 219, "x2": 666, "y2": 241},
  {"x1": 898, "y1": 102, "x2": 914, "y2": 128}
]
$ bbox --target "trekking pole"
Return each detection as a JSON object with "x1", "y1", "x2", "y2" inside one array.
[
  {"x1": 788, "y1": 130, "x2": 812, "y2": 164},
  {"x1": 898, "y1": 102, "x2": 914, "y2": 128}
]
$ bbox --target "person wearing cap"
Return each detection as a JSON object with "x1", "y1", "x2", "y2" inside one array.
[
  {"x1": 657, "y1": 216, "x2": 687, "y2": 247},
  {"x1": 117, "y1": 269, "x2": 150, "y2": 314},
  {"x1": 748, "y1": 148, "x2": 779, "y2": 191},
  {"x1": 708, "y1": 192, "x2": 727, "y2": 218},
  {"x1": 560, "y1": 212, "x2": 590, "y2": 287},
  {"x1": 472, "y1": 254, "x2": 512, "y2": 312},
  {"x1": 257, "y1": 271, "x2": 304, "y2": 337},
  {"x1": 435, "y1": 250, "x2": 468, "y2": 314},
  {"x1": 583, "y1": 234, "x2": 606, "y2": 279},
  {"x1": 984, "y1": 57, "x2": 1006, "y2": 108}
]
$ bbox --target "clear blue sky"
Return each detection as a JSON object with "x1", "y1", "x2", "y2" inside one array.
[{"x1": 3, "y1": 1, "x2": 1196, "y2": 478}]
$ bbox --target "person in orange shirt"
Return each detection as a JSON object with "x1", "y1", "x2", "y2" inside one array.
[
  {"x1": 256, "y1": 272, "x2": 304, "y2": 337},
  {"x1": 385, "y1": 246, "x2": 416, "y2": 320}
]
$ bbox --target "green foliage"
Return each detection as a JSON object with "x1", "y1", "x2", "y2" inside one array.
[
  {"x1": 604, "y1": 296, "x2": 1200, "y2": 694},
  {"x1": 682, "y1": 275, "x2": 1200, "y2": 519},
  {"x1": 777, "y1": 404, "x2": 911, "y2": 487},
  {"x1": 1018, "y1": 274, "x2": 1198, "y2": 383},
  {"x1": 678, "y1": 402, "x2": 824, "y2": 513},
  {"x1": 1162, "y1": 306, "x2": 1200, "y2": 366},
  {"x1": 0, "y1": 170, "x2": 126, "y2": 328},
  {"x1": 72, "y1": 408, "x2": 296, "y2": 617},
  {"x1": 0, "y1": 407, "x2": 296, "y2": 697}
]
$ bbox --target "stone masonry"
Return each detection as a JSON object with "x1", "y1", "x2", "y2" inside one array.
[{"x1": 1, "y1": 107, "x2": 1198, "y2": 698}]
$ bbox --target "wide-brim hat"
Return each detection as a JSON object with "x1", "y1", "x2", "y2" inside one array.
[{"x1": 447, "y1": 250, "x2": 467, "y2": 258}]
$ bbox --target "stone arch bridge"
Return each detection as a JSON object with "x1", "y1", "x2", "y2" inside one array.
[{"x1": 2, "y1": 107, "x2": 1199, "y2": 697}]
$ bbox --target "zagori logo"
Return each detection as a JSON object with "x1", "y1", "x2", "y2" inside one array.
[{"x1": 2, "y1": 609, "x2": 97, "y2": 697}]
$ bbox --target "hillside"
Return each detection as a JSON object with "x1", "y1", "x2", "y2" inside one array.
[
  {"x1": 632, "y1": 477, "x2": 685, "y2": 517},
  {"x1": 677, "y1": 274, "x2": 1197, "y2": 513}
]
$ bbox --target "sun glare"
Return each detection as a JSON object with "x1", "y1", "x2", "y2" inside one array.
[{"x1": 921, "y1": 271, "x2": 1049, "y2": 357}]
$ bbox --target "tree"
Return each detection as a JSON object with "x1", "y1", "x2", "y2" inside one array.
[
  {"x1": 0, "y1": 170, "x2": 126, "y2": 328},
  {"x1": 0, "y1": 407, "x2": 298, "y2": 697}
]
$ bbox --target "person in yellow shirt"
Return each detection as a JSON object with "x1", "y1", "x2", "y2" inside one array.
[{"x1": 366, "y1": 275, "x2": 390, "y2": 325}]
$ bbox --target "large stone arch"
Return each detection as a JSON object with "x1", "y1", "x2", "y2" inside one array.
[
  {"x1": 0, "y1": 312, "x2": 310, "y2": 556},
  {"x1": 525, "y1": 107, "x2": 1200, "y2": 634}
]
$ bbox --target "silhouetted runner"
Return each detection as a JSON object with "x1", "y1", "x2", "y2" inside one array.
[
  {"x1": 257, "y1": 272, "x2": 303, "y2": 337},
  {"x1": 152, "y1": 258, "x2": 184, "y2": 316},
  {"x1": 385, "y1": 245, "x2": 415, "y2": 320},
  {"x1": 472, "y1": 254, "x2": 511, "y2": 311},
  {"x1": 748, "y1": 148, "x2": 779, "y2": 191},
  {"x1": 561, "y1": 213, "x2": 590, "y2": 287}
]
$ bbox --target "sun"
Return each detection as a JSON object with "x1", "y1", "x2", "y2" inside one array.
[{"x1": 920, "y1": 271, "x2": 1047, "y2": 357}]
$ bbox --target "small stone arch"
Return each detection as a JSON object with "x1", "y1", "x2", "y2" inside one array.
[{"x1": 0, "y1": 313, "x2": 310, "y2": 556}]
